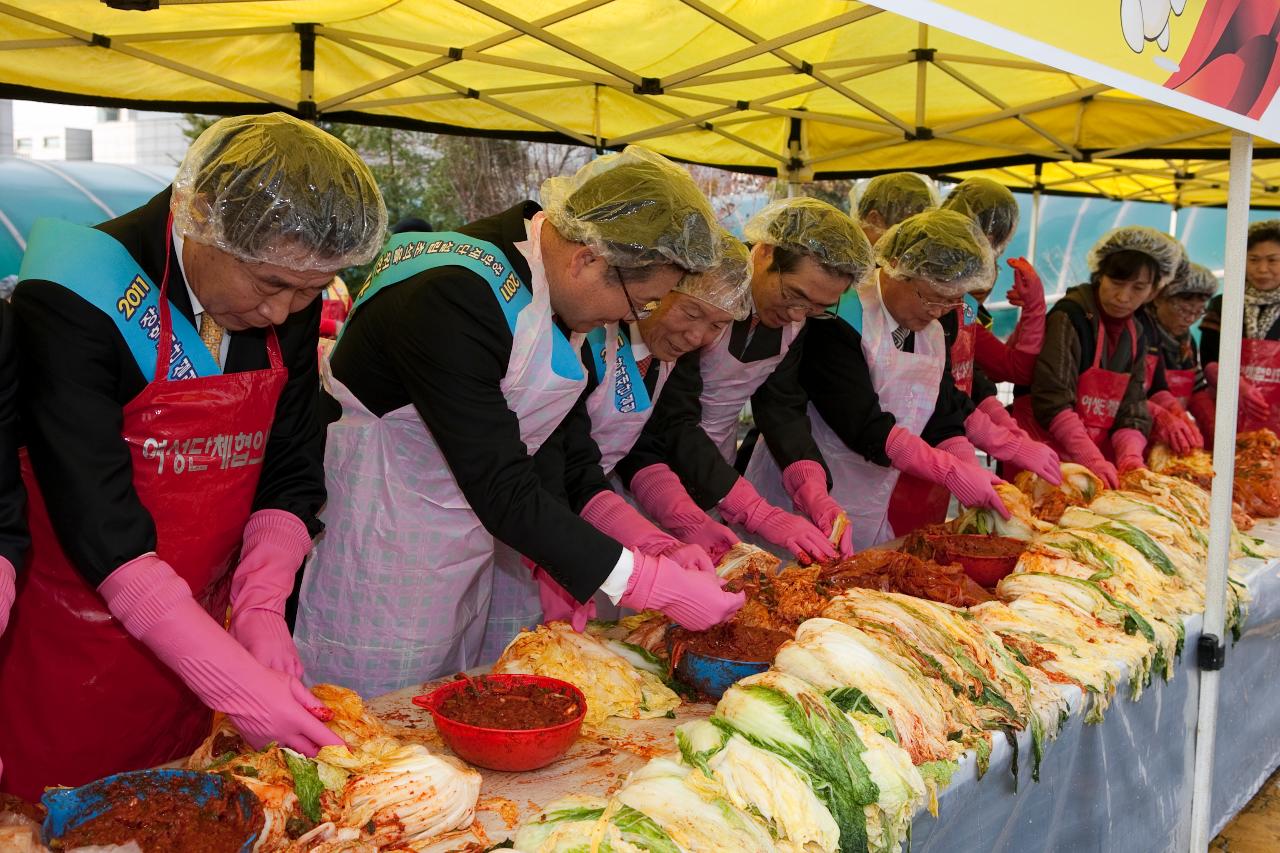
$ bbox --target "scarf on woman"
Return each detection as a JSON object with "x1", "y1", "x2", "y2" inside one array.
[{"x1": 1244, "y1": 284, "x2": 1280, "y2": 340}]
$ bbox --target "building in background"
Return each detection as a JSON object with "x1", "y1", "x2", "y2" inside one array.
[{"x1": 92, "y1": 108, "x2": 189, "y2": 166}]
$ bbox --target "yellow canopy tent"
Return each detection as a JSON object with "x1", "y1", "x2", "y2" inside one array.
[{"x1": 1, "y1": 0, "x2": 1273, "y2": 179}]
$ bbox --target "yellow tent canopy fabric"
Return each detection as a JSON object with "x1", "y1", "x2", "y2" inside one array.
[
  {"x1": 946, "y1": 158, "x2": 1280, "y2": 208},
  {"x1": 2, "y1": 0, "x2": 1274, "y2": 181}
]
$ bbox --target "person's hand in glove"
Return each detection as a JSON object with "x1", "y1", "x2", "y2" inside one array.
[
  {"x1": 629, "y1": 464, "x2": 740, "y2": 563},
  {"x1": 100, "y1": 555, "x2": 345, "y2": 756},
  {"x1": 1111, "y1": 428, "x2": 1148, "y2": 473},
  {"x1": 529, "y1": 562, "x2": 595, "y2": 632},
  {"x1": 0, "y1": 556, "x2": 13, "y2": 638},
  {"x1": 617, "y1": 552, "x2": 744, "y2": 630},
  {"x1": 1148, "y1": 396, "x2": 1201, "y2": 455},
  {"x1": 781, "y1": 460, "x2": 853, "y2": 558},
  {"x1": 580, "y1": 490, "x2": 714, "y2": 574},
  {"x1": 718, "y1": 477, "x2": 838, "y2": 564},
  {"x1": 228, "y1": 510, "x2": 314, "y2": 681},
  {"x1": 885, "y1": 426, "x2": 1011, "y2": 518},
  {"x1": 1005, "y1": 258, "x2": 1047, "y2": 355},
  {"x1": 1047, "y1": 409, "x2": 1119, "y2": 488},
  {"x1": 962, "y1": 409, "x2": 1062, "y2": 484}
]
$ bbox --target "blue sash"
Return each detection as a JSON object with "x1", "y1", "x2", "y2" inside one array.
[
  {"x1": 586, "y1": 326, "x2": 653, "y2": 414},
  {"x1": 348, "y1": 231, "x2": 583, "y2": 380},
  {"x1": 18, "y1": 218, "x2": 220, "y2": 381},
  {"x1": 833, "y1": 287, "x2": 865, "y2": 334}
]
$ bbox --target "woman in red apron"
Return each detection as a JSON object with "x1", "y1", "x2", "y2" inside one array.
[
  {"x1": 1138, "y1": 261, "x2": 1216, "y2": 451},
  {"x1": 0, "y1": 114, "x2": 386, "y2": 801},
  {"x1": 1012, "y1": 226, "x2": 1183, "y2": 487},
  {"x1": 1199, "y1": 219, "x2": 1280, "y2": 438}
]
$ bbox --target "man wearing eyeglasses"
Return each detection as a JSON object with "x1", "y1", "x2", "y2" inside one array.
[
  {"x1": 294, "y1": 147, "x2": 743, "y2": 697},
  {"x1": 614, "y1": 198, "x2": 872, "y2": 564},
  {"x1": 745, "y1": 209, "x2": 1030, "y2": 551}
]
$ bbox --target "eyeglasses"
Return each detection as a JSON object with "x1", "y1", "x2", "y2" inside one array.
[
  {"x1": 915, "y1": 284, "x2": 974, "y2": 322},
  {"x1": 614, "y1": 267, "x2": 661, "y2": 321},
  {"x1": 777, "y1": 275, "x2": 836, "y2": 320},
  {"x1": 1166, "y1": 297, "x2": 1209, "y2": 318}
]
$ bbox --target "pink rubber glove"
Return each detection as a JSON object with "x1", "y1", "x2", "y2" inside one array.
[
  {"x1": 976, "y1": 395, "x2": 1037, "y2": 442},
  {"x1": 581, "y1": 490, "x2": 714, "y2": 574},
  {"x1": 885, "y1": 426, "x2": 1011, "y2": 519},
  {"x1": 1047, "y1": 409, "x2": 1119, "y2": 488},
  {"x1": 963, "y1": 408, "x2": 1063, "y2": 484},
  {"x1": 1112, "y1": 428, "x2": 1148, "y2": 473},
  {"x1": 1206, "y1": 362, "x2": 1270, "y2": 422},
  {"x1": 228, "y1": 510, "x2": 313, "y2": 680},
  {"x1": 1004, "y1": 258, "x2": 1047, "y2": 355},
  {"x1": 718, "y1": 477, "x2": 837, "y2": 564},
  {"x1": 782, "y1": 460, "x2": 853, "y2": 558},
  {"x1": 1148, "y1": 398, "x2": 1201, "y2": 455},
  {"x1": 1150, "y1": 390, "x2": 1203, "y2": 449},
  {"x1": 0, "y1": 556, "x2": 14, "y2": 637},
  {"x1": 530, "y1": 565, "x2": 594, "y2": 632},
  {"x1": 100, "y1": 555, "x2": 344, "y2": 756},
  {"x1": 629, "y1": 464, "x2": 740, "y2": 563},
  {"x1": 1188, "y1": 389, "x2": 1217, "y2": 446},
  {"x1": 618, "y1": 551, "x2": 744, "y2": 630}
]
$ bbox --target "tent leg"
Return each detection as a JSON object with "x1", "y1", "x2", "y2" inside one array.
[
  {"x1": 1188, "y1": 129, "x2": 1252, "y2": 853},
  {"x1": 1170, "y1": 205, "x2": 1180, "y2": 238},
  {"x1": 1028, "y1": 186, "x2": 1041, "y2": 264}
]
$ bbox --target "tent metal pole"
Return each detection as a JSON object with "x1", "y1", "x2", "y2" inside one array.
[
  {"x1": 1028, "y1": 163, "x2": 1042, "y2": 264},
  {"x1": 1188, "y1": 129, "x2": 1252, "y2": 853}
]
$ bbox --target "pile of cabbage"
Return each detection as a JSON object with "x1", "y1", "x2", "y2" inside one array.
[
  {"x1": 187, "y1": 684, "x2": 480, "y2": 851},
  {"x1": 958, "y1": 465, "x2": 1263, "y2": 721}
]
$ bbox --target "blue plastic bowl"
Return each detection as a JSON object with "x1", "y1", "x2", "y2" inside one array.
[
  {"x1": 674, "y1": 649, "x2": 770, "y2": 700},
  {"x1": 42, "y1": 768, "x2": 262, "y2": 852}
]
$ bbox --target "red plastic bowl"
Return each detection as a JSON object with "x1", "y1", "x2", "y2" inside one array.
[
  {"x1": 412, "y1": 674, "x2": 586, "y2": 772},
  {"x1": 928, "y1": 533, "x2": 1025, "y2": 588}
]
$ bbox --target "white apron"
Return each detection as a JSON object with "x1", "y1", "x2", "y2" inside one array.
[
  {"x1": 699, "y1": 317, "x2": 804, "y2": 462},
  {"x1": 588, "y1": 322, "x2": 674, "y2": 477},
  {"x1": 295, "y1": 217, "x2": 586, "y2": 696},
  {"x1": 745, "y1": 275, "x2": 945, "y2": 551}
]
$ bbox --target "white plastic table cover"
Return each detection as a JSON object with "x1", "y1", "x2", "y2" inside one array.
[{"x1": 370, "y1": 520, "x2": 1280, "y2": 853}]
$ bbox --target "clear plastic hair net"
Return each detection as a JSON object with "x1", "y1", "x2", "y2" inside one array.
[
  {"x1": 675, "y1": 231, "x2": 752, "y2": 321},
  {"x1": 1164, "y1": 262, "x2": 1218, "y2": 299},
  {"x1": 171, "y1": 112, "x2": 387, "y2": 271},
  {"x1": 540, "y1": 145, "x2": 719, "y2": 272},
  {"x1": 1087, "y1": 226, "x2": 1184, "y2": 288},
  {"x1": 876, "y1": 208, "x2": 996, "y2": 296},
  {"x1": 744, "y1": 197, "x2": 875, "y2": 282},
  {"x1": 853, "y1": 172, "x2": 940, "y2": 229},
  {"x1": 940, "y1": 177, "x2": 1020, "y2": 256}
]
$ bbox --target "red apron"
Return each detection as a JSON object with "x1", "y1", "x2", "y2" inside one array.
[
  {"x1": 1239, "y1": 338, "x2": 1280, "y2": 433},
  {"x1": 950, "y1": 307, "x2": 977, "y2": 397},
  {"x1": 1164, "y1": 368, "x2": 1198, "y2": 409},
  {"x1": 886, "y1": 471, "x2": 955, "y2": 537},
  {"x1": 1013, "y1": 316, "x2": 1136, "y2": 464},
  {"x1": 0, "y1": 245, "x2": 287, "y2": 802},
  {"x1": 1143, "y1": 353, "x2": 1159, "y2": 393}
]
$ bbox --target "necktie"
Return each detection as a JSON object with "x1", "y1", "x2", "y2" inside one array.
[
  {"x1": 635, "y1": 355, "x2": 653, "y2": 378},
  {"x1": 892, "y1": 324, "x2": 910, "y2": 351},
  {"x1": 199, "y1": 313, "x2": 224, "y2": 362}
]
